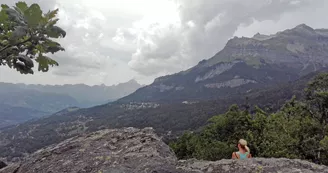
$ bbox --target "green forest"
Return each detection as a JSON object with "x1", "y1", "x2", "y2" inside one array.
[{"x1": 170, "y1": 73, "x2": 328, "y2": 165}]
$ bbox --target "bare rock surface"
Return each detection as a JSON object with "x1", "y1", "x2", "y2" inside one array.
[
  {"x1": 1, "y1": 127, "x2": 327, "y2": 173},
  {"x1": 0, "y1": 161, "x2": 6, "y2": 170},
  {"x1": 178, "y1": 158, "x2": 328, "y2": 173}
]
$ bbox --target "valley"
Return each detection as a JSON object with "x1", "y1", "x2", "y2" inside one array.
[
  {"x1": 1, "y1": 25, "x2": 328, "y2": 163},
  {"x1": 0, "y1": 80, "x2": 142, "y2": 128}
]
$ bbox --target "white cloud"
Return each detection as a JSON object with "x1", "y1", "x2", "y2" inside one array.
[
  {"x1": 120, "y1": 0, "x2": 327, "y2": 77},
  {"x1": 1, "y1": 0, "x2": 328, "y2": 86},
  {"x1": 1, "y1": 0, "x2": 140, "y2": 85}
]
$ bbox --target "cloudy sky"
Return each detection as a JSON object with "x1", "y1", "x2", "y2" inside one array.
[{"x1": 0, "y1": 0, "x2": 327, "y2": 86}]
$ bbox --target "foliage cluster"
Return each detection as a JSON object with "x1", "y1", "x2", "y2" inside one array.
[
  {"x1": 170, "y1": 73, "x2": 328, "y2": 165},
  {"x1": 0, "y1": 1, "x2": 65, "y2": 74}
]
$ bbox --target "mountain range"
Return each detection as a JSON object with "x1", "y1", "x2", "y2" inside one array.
[
  {"x1": 1, "y1": 24, "x2": 328, "y2": 161},
  {"x1": 119, "y1": 24, "x2": 328, "y2": 103},
  {"x1": 0, "y1": 79, "x2": 142, "y2": 128}
]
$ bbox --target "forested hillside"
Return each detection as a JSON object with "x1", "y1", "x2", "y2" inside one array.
[{"x1": 170, "y1": 73, "x2": 328, "y2": 165}]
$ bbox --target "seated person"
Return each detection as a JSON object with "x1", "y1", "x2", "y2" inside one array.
[{"x1": 232, "y1": 139, "x2": 252, "y2": 159}]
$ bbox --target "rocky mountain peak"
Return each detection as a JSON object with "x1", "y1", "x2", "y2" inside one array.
[
  {"x1": 121, "y1": 79, "x2": 139, "y2": 85},
  {"x1": 1, "y1": 127, "x2": 327, "y2": 173},
  {"x1": 115, "y1": 79, "x2": 143, "y2": 87},
  {"x1": 252, "y1": 32, "x2": 276, "y2": 41},
  {"x1": 279, "y1": 23, "x2": 316, "y2": 36},
  {"x1": 294, "y1": 23, "x2": 315, "y2": 31},
  {"x1": 207, "y1": 24, "x2": 327, "y2": 66},
  {"x1": 127, "y1": 79, "x2": 137, "y2": 84}
]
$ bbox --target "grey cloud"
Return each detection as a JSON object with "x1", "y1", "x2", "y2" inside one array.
[
  {"x1": 50, "y1": 2, "x2": 138, "y2": 78},
  {"x1": 97, "y1": 47, "x2": 132, "y2": 62},
  {"x1": 128, "y1": 25, "x2": 186, "y2": 76},
  {"x1": 52, "y1": 54, "x2": 101, "y2": 70},
  {"x1": 126, "y1": 0, "x2": 325, "y2": 76},
  {"x1": 117, "y1": 28, "x2": 137, "y2": 41},
  {"x1": 52, "y1": 66, "x2": 86, "y2": 77},
  {"x1": 2, "y1": 0, "x2": 327, "y2": 86},
  {"x1": 2, "y1": 0, "x2": 137, "y2": 80}
]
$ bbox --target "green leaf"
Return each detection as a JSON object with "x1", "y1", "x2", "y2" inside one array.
[
  {"x1": 15, "y1": 54, "x2": 34, "y2": 68},
  {"x1": 10, "y1": 26, "x2": 28, "y2": 40},
  {"x1": 36, "y1": 55, "x2": 58, "y2": 72},
  {"x1": 46, "y1": 9, "x2": 58, "y2": 19},
  {"x1": 5, "y1": 8, "x2": 24, "y2": 24},
  {"x1": 47, "y1": 44, "x2": 64, "y2": 54},
  {"x1": 1, "y1": 3, "x2": 66, "y2": 75},
  {"x1": 320, "y1": 136, "x2": 328, "y2": 150},
  {"x1": 47, "y1": 18, "x2": 59, "y2": 26},
  {"x1": 0, "y1": 8, "x2": 8, "y2": 21},
  {"x1": 47, "y1": 26, "x2": 66, "y2": 38},
  {"x1": 43, "y1": 39, "x2": 65, "y2": 54},
  {"x1": 40, "y1": 9, "x2": 59, "y2": 26},
  {"x1": 35, "y1": 44, "x2": 45, "y2": 53},
  {"x1": 24, "y1": 4, "x2": 42, "y2": 27},
  {"x1": 5, "y1": 55, "x2": 14, "y2": 68},
  {"x1": 1, "y1": 4, "x2": 9, "y2": 9},
  {"x1": 16, "y1": 1, "x2": 29, "y2": 12},
  {"x1": 1, "y1": 40, "x2": 9, "y2": 45},
  {"x1": 14, "y1": 7, "x2": 23, "y2": 15}
]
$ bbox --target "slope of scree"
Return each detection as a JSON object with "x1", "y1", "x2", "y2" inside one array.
[{"x1": 0, "y1": 127, "x2": 327, "y2": 173}]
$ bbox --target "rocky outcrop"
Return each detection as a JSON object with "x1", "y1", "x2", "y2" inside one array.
[
  {"x1": 0, "y1": 161, "x2": 6, "y2": 170},
  {"x1": 178, "y1": 159, "x2": 328, "y2": 173},
  {"x1": 195, "y1": 61, "x2": 239, "y2": 82},
  {"x1": 204, "y1": 79, "x2": 257, "y2": 89},
  {"x1": 0, "y1": 127, "x2": 183, "y2": 173},
  {"x1": 1, "y1": 127, "x2": 327, "y2": 173}
]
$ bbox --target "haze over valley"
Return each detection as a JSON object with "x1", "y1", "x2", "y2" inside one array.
[{"x1": 1, "y1": 0, "x2": 328, "y2": 172}]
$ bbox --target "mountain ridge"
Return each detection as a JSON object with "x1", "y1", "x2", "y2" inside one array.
[
  {"x1": 0, "y1": 80, "x2": 143, "y2": 128},
  {"x1": 118, "y1": 24, "x2": 328, "y2": 103},
  {"x1": 10, "y1": 78, "x2": 141, "y2": 88}
]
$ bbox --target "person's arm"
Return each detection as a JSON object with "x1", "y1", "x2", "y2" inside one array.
[
  {"x1": 247, "y1": 153, "x2": 252, "y2": 158},
  {"x1": 232, "y1": 152, "x2": 238, "y2": 159}
]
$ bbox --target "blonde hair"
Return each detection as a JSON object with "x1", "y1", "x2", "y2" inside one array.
[{"x1": 238, "y1": 139, "x2": 250, "y2": 153}]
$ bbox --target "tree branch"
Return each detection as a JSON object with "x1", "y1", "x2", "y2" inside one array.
[
  {"x1": 0, "y1": 45, "x2": 10, "y2": 53},
  {"x1": 0, "y1": 37, "x2": 32, "y2": 53}
]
